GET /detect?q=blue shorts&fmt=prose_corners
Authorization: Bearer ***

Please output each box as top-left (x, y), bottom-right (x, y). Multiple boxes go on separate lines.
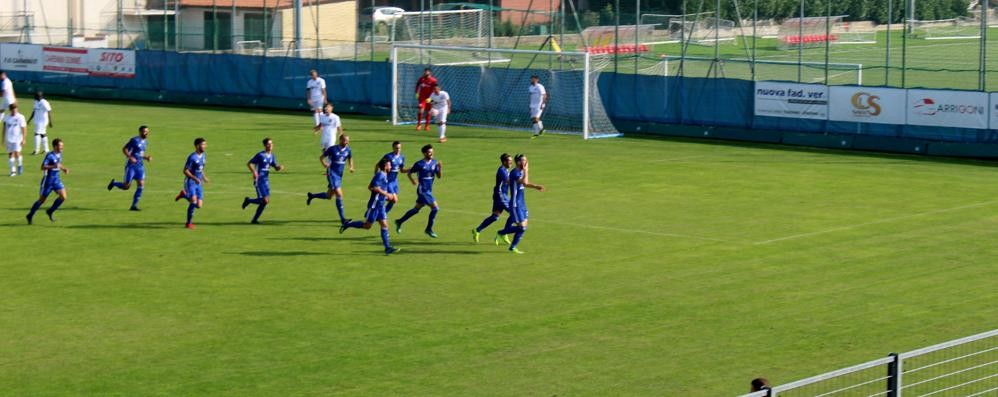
top-left (492, 196), bottom-right (510, 213)
top-left (184, 179), bottom-right (204, 201)
top-left (123, 163), bottom-right (145, 184)
top-left (39, 175), bottom-right (64, 197)
top-left (511, 205), bottom-right (528, 223)
top-left (365, 203), bottom-right (387, 223)
top-left (255, 178), bottom-right (270, 198)
top-left (386, 180), bottom-right (399, 194)
top-left (416, 191), bottom-right (435, 205)
top-left (327, 172), bottom-right (342, 189)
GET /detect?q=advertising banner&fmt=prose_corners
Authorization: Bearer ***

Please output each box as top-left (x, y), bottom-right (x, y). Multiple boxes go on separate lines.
top-left (828, 86), bottom-right (907, 125)
top-left (43, 46), bottom-right (89, 75)
top-left (0, 43), bottom-right (43, 72)
top-left (907, 89), bottom-right (988, 129)
top-left (754, 81), bottom-right (829, 120)
top-left (88, 48), bottom-right (136, 78)
top-left (989, 93), bottom-right (998, 130)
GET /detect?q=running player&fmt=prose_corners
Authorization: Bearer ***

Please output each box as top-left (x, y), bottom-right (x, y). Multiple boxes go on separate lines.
top-left (414, 68), bottom-right (437, 131)
top-left (27, 91), bottom-right (52, 155)
top-left (242, 137), bottom-right (284, 224)
top-left (306, 69), bottom-right (327, 126)
top-left (382, 141), bottom-right (407, 214)
top-left (339, 157), bottom-right (401, 255)
top-left (4, 103), bottom-right (26, 176)
top-left (496, 154), bottom-right (545, 254)
top-left (394, 144), bottom-right (442, 238)
top-left (107, 125), bottom-right (151, 211)
top-left (428, 85), bottom-right (451, 143)
top-left (313, 103), bottom-right (342, 151)
top-left (177, 138), bottom-right (208, 229)
top-left (471, 153), bottom-right (514, 243)
top-left (306, 134), bottom-right (354, 224)
top-left (0, 70), bottom-right (15, 119)
top-left (528, 75), bottom-right (548, 138)
top-left (26, 138), bottom-right (69, 224)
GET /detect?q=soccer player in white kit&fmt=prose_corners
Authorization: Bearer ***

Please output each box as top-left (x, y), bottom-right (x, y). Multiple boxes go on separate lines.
top-left (306, 69), bottom-right (327, 127)
top-left (4, 103), bottom-right (27, 176)
top-left (28, 91), bottom-right (53, 155)
top-left (428, 85), bottom-right (451, 143)
top-left (312, 103), bottom-right (342, 151)
top-left (528, 75), bottom-right (548, 139)
top-left (0, 70), bottom-right (15, 119)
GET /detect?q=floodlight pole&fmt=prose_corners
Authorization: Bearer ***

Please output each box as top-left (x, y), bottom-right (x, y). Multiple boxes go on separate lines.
top-left (293, 0), bottom-right (302, 57)
top-left (797, 0), bottom-right (803, 83)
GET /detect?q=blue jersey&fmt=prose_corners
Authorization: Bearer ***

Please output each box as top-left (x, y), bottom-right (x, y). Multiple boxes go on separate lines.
top-left (42, 151), bottom-right (62, 181)
top-left (367, 170), bottom-right (390, 208)
top-left (509, 167), bottom-right (526, 208)
top-left (410, 159), bottom-right (440, 194)
top-left (124, 136), bottom-right (147, 166)
top-left (184, 152), bottom-right (206, 182)
top-left (383, 152), bottom-right (406, 183)
top-left (323, 144), bottom-right (352, 177)
top-left (249, 151), bottom-right (278, 179)
top-left (494, 166), bottom-right (510, 202)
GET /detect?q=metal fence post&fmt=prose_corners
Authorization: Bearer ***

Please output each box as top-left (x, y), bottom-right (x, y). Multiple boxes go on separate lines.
top-left (887, 352), bottom-right (901, 397)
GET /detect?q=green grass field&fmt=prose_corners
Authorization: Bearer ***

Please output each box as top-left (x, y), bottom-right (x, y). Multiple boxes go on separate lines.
top-left (1, 98), bottom-right (996, 396)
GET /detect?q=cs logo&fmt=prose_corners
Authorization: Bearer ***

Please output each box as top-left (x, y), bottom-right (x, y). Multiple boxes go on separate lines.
top-left (851, 92), bottom-right (882, 116)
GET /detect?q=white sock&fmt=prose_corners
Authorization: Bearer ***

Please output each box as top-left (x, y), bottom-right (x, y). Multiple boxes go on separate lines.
top-left (34, 135), bottom-right (40, 152)
top-left (533, 123), bottom-right (540, 134)
top-left (16, 155), bottom-right (22, 167)
top-left (313, 112), bottom-right (320, 126)
top-left (537, 121), bottom-right (544, 131)
top-left (8, 158), bottom-right (14, 173)
top-left (42, 136), bottom-right (49, 152)
top-left (439, 124), bottom-right (446, 139)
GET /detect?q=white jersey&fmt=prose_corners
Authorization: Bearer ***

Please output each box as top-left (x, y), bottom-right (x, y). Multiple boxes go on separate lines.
top-left (306, 77), bottom-right (326, 101)
top-left (4, 113), bottom-right (26, 143)
top-left (33, 99), bottom-right (52, 126)
top-left (1, 78), bottom-right (14, 104)
top-left (429, 91), bottom-right (450, 111)
top-left (528, 83), bottom-right (546, 108)
top-left (317, 112), bottom-right (341, 144)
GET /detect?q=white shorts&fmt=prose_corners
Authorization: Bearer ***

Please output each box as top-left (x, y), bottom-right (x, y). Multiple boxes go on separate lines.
top-left (6, 141), bottom-right (22, 153)
top-left (430, 108), bottom-right (448, 124)
top-left (34, 124), bottom-right (47, 135)
top-left (310, 97), bottom-right (325, 111)
top-left (530, 107), bottom-right (544, 119)
top-left (321, 139), bottom-right (333, 150)
top-left (1, 98), bottom-right (14, 111)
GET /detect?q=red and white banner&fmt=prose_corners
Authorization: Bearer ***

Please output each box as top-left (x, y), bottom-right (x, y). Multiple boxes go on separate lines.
top-left (87, 49), bottom-right (135, 78)
top-left (907, 89), bottom-right (988, 129)
top-left (0, 43), bottom-right (43, 72)
top-left (43, 46), bottom-right (88, 75)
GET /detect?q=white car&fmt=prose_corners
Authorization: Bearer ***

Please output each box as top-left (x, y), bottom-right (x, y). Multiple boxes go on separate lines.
top-left (362, 7), bottom-right (405, 25)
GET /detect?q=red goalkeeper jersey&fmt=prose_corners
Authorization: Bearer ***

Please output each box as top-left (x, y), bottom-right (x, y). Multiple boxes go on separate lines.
top-left (416, 76), bottom-right (438, 99)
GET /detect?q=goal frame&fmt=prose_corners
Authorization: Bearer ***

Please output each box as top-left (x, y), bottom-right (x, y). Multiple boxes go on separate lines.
top-left (391, 44), bottom-right (616, 140)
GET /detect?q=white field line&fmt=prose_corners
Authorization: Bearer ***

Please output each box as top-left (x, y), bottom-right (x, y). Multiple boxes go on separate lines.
top-left (754, 199), bottom-right (998, 245)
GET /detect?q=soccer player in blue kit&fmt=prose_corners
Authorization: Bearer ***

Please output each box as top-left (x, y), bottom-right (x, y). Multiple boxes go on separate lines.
top-left (339, 157), bottom-right (401, 255)
top-left (394, 144), bottom-right (442, 238)
top-left (242, 137), bottom-right (284, 224)
top-left (382, 141), bottom-right (407, 214)
top-left (107, 125), bottom-right (151, 211)
top-left (471, 153), bottom-right (514, 243)
top-left (307, 134), bottom-right (354, 224)
top-left (177, 137), bottom-right (208, 230)
top-left (496, 154), bottom-right (545, 254)
top-left (26, 138), bottom-right (69, 224)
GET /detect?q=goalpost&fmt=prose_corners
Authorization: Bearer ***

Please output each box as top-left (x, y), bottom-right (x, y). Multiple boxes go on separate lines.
top-left (909, 17), bottom-right (981, 40)
top-left (391, 44), bottom-right (621, 139)
top-left (389, 9), bottom-right (490, 47)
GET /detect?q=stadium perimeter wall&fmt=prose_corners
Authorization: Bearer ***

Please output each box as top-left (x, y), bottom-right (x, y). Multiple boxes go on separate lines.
top-left (8, 50), bottom-right (998, 158)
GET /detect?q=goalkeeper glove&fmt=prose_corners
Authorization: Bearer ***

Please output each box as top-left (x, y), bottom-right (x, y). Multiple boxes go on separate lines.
top-left (426, 98), bottom-right (433, 104)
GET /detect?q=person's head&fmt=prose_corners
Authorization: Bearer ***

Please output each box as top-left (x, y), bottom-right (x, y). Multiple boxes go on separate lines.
top-left (262, 137), bottom-right (273, 152)
top-left (0, 70), bottom-right (6, 80)
top-left (324, 103), bottom-right (333, 114)
top-left (500, 153), bottom-right (512, 168)
top-left (530, 75), bottom-right (539, 84)
top-left (514, 153), bottom-right (527, 168)
top-left (339, 134), bottom-right (349, 146)
top-left (138, 125), bottom-right (150, 139)
top-left (750, 378), bottom-right (770, 392)
top-left (309, 69), bottom-right (318, 78)
top-left (52, 138), bottom-right (63, 153)
top-left (194, 137), bottom-right (207, 153)
top-left (392, 141), bottom-right (402, 154)
top-left (34, 91), bottom-right (44, 100)
top-left (423, 68), bottom-right (432, 77)
top-left (8, 103), bottom-right (17, 113)
top-left (376, 157), bottom-right (392, 173)
top-left (433, 85), bottom-right (442, 93)
top-left (421, 144), bottom-right (433, 160)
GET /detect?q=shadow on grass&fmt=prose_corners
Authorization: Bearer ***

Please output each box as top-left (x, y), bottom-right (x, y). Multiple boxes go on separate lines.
top-left (232, 251), bottom-right (325, 257)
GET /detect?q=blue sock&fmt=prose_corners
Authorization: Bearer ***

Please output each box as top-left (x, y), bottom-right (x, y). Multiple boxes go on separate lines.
top-left (504, 216), bottom-right (515, 229)
top-left (381, 228), bottom-right (391, 250)
top-left (312, 192), bottom-right (330, 200)
top-left (476, 214), bottom-right (499, 232)
top-left (186, 203), bottom-right (197, 224)
top-left (427, 207), bottom-right (438, 231)
top-left (345, 220), bottom-right (365, 229)
top-left (49, 198), bottom-right (64, 213)
top-left (498, 225), bottom-right (523, 236)
top-left (252, 203), bottom-right (266, 222)
top-left (386, 201), bottom-right (395, 213)
top-left (112, 181), bottom-right (127, 190)
top-left (510, 229), bottom-right (526, 249)
top-left (247, 197), bottom-right (263, 205)
top-left (335, 197), bottom-right (346, 222)
top-left (131, 186), bottom-right (143, 207)
top-left (28, 200), bottom-right (43, 217)
top-left (398, 207), bottom-right (420, 224)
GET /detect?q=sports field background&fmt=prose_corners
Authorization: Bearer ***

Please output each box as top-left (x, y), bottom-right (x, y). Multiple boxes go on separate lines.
top-left (1, 98), bottom-right (996, 395)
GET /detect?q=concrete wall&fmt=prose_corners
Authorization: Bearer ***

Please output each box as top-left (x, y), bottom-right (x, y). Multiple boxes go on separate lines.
top-left (281, 0), bottom-right (357, 47)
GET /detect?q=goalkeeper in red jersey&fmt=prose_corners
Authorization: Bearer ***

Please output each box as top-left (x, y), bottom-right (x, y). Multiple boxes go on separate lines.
top-left (414, 68), bottom-right (437, 131)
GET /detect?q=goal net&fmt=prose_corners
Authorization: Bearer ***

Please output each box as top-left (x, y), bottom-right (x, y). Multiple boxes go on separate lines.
top-left (778, 16), bottom-right (876, 48)
top-left (654, 55), bottom-right (863, 85)
top-left (388, 10), bottom-right (489, 47)
top-left (910, 17), bottom-right (981, 40)
top-left (391, 44), bottom-right (620, 139)
top-left (669, 16), bottom-right (738, 45)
